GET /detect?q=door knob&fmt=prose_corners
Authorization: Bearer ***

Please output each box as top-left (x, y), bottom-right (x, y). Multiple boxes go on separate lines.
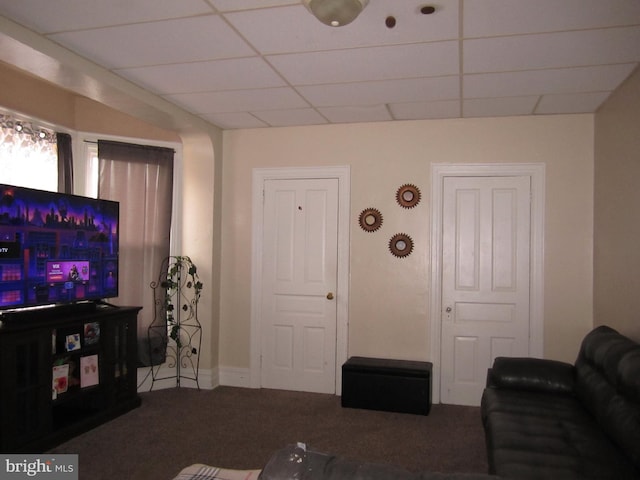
top-left (326, 292), bottom-right (334, 300)
top-left (445, 306), bottom-right (452, 313)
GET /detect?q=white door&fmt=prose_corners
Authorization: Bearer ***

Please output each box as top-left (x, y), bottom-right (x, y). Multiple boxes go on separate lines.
top-left (440, 175), bottom-right (531, 406)
top-left (260, 178), bottom-right (339, 394)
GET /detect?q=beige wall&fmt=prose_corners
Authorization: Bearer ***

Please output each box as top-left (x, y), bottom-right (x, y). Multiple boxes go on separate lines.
top-left (0, 62), bottom-right (180, 142)
top-left (221, 114), bottom-right (595, 371)
top-left (594, 66), bottom-right (640, 342)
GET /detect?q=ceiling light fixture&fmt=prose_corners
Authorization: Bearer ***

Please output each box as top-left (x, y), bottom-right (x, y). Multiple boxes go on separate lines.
top-left (303, 0), bottom-right (369, 27)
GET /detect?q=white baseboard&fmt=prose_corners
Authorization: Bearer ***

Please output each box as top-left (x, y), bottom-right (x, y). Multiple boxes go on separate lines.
top-left (218, 366), bottom-right (253, 388)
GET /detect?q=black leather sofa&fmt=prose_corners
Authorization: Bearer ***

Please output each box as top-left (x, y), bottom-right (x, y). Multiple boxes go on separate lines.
top-left (481, 325), bottom-right (640, 479)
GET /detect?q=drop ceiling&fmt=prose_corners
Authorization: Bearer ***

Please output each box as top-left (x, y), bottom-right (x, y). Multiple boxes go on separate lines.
top-left (0, 0), bottom-right (639, 129)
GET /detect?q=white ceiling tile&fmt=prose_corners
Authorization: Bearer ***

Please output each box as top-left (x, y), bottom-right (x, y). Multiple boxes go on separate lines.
top-left (390, 100), bottom-right (460, 120)
top-left (268, 42), bottom-right (459, 85)
top-left (1, 0), bottom-right (638, 128)
top-left (225, 5), bottom-right (328, 54)
top-left (166, 87), bottom-right (308, 114)
top-left (464, 0), bottom-right (640, 37)
top-left (252, 109), bottom-right (328, 127)
top-left (317, 105), bottom-right (392, 123)
top-left (465, 64), bottom-right (638, 98)
top-left (116, 58), bottom-right (286, 95)
top-left (298, 77), bottom-right (460, 107)
top-left (463, 96), bottom-right (539, 117)
top-left (536, 92), bottom-right (611, 114)
top-left (465, 27), bottom-right (640, 74)
top-left (0, 0), bottom-right (213, 33)
top-left (201, 112), bottom-right (268, 129)
top-left (47, 15), bottom-right (255, 69)
top-left (209, 0), bottom-right (299, 12)
top-left (225, 0), bottom-right (459, 54)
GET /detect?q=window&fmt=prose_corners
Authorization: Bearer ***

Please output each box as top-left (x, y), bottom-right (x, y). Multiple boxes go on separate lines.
top-left (84, 142), bottom-right (99, 198)
top-left (0, 114), bottom-right (57, 191)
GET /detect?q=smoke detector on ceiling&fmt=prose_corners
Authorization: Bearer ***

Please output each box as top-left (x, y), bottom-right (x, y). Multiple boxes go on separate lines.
top-left (303, 0), bottom-right (370, 27)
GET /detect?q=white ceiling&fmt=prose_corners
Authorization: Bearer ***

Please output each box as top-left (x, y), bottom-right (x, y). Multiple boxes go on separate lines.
top-left (0, 0), bottom-right (639, 129)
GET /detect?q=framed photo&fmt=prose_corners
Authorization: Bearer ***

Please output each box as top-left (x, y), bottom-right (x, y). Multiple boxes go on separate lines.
top-left (52, 364), bottom-right (69, 397)
top-left (84, 322), bottom-right (100, 346)
top-left (66, 333), bottom-right (81, 352)
top-left (80, 355), bottom-right (99, 388)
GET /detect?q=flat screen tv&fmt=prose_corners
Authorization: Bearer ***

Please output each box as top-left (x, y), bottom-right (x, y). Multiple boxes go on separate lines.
top-left (0, 183), bottom-right (119, 312)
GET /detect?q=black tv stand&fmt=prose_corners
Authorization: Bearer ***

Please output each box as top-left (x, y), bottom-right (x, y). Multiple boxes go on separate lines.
top-left (0, 304), bottom-right (141, 452)
top-left (95, 299), bottom-right (120, 309)
top-left (53, 301), bottom-right (99, 316)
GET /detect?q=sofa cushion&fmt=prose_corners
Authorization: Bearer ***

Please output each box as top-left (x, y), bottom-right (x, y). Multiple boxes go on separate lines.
top-left (575, 326), bottom-right (640, 471)
top-left (579, 326), bottom-right (638, 391)
top-left (619, 349), bottom-right (640, 403)
top-left (482, 388), bottom-right (584, 422)
top-left (482, 388), bottom-right (639, 479)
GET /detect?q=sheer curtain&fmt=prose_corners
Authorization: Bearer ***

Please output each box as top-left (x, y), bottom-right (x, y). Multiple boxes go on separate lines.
top-left (98, 140), bottom-right (174, 366)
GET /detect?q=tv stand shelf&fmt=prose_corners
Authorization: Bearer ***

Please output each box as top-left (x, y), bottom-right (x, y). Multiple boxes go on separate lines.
top-left (0, 304), bottom-right (141, 453)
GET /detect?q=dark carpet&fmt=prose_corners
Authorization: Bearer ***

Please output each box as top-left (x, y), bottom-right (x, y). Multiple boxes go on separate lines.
top-left (49, 386), bottom-right (488, 479)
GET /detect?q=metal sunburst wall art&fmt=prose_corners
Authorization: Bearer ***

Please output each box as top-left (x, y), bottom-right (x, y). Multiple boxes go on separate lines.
top-left (396, 184), bottom-right (421, 209)
top-left (359, 207), bottom-right (383, 232)
top-left (389, 233), bottom-right (414, 258)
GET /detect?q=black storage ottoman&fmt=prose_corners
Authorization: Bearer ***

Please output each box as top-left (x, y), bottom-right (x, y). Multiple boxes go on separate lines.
top-left (341, 356), bottom-right (432, 415)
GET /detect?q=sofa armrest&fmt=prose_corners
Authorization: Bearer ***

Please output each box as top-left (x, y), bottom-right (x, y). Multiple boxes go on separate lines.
top-left (259, 443), bottom-right (499, 480)
top-left (487, 357), bottom-right (575, 394)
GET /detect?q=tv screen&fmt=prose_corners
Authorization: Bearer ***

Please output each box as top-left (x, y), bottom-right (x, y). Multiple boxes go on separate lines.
top-left (0, 184), bottom-right (119, 311)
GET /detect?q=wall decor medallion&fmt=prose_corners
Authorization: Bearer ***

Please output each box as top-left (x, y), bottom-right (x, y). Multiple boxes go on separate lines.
top-left (389, 233), bottom-right (414, 258)
top-left (359, 207), bottom-right (383, 232)
top-left (396, 184), bottom-right (421, 209)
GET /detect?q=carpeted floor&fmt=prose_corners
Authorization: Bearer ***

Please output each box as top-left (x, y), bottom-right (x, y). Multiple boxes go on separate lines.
top-left (49, 386), bottom-right (488, 480)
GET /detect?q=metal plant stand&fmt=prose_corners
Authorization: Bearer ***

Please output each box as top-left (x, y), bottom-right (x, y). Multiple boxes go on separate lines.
top-left (148, 256), bottom-right (202, 390)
